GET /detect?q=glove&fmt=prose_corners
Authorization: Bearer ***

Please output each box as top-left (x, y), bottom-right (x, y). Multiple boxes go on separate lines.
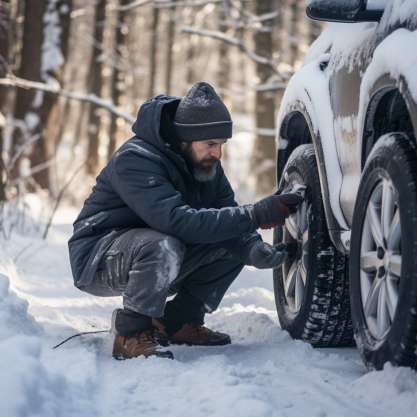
top-left (252, 192), bottom-right (303, 229)
top-left (277, 193), bottom-right (304, 214)
top-left (281, 240), bottom-right (299, 260)
top-left (246, 241), bottom-right (288, 269)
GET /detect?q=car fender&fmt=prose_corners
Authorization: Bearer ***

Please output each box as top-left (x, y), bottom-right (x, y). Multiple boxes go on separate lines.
top-left (357, 28), bottom-right (417, 169)
top-left (276, 56), bottom-right (349, 244)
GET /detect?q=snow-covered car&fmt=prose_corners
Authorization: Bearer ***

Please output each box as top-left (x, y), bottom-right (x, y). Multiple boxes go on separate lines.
top-left (273, 0), bottom-right (417, 370)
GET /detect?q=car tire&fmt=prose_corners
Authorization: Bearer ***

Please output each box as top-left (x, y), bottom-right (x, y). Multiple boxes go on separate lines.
top-left (273, 144), bottom-right (353, 347)
top-left (350, 133), bottom-right (417, 370)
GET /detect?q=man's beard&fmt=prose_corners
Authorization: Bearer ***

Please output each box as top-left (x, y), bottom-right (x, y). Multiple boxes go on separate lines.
top-left (181, 143), bottom-right (219, 182)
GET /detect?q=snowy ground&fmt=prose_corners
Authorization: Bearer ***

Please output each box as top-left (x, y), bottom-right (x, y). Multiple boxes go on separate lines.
top-left (1, 202), bottom-right (417, 417)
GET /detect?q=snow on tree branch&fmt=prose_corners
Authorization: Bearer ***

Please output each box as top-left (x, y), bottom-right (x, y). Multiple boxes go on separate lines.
top-left (116, 0), bottom-right (153, 12)
top-left (116, 0), bottom-right (222, 12)
top-left (153, 0), bottom-right (222, 8)
top-left (0, 75), bottom-right (135, 123)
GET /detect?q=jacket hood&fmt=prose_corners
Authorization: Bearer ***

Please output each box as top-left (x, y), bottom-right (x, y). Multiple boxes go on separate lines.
top-left (132, 94), bottom-right (181, 150)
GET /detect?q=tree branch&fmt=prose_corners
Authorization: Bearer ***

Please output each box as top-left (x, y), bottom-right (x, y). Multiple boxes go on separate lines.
top-left (180, 26), bottom-right (283, 78)
top-left (42, 160), bottom-right (87, 239)
top-left (116, 0), bottom-right (153, 12)
top-left (0, 74), bottom-right (135, 123)
top-left (116, 0), bottom-right (222, 11)
top-left (154, 0), bottom-right (222, 8)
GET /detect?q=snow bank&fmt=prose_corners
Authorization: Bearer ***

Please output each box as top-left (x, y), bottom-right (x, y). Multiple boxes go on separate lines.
top-left (2, 195), bottom-right (417, 417)
top-left (0, 271), bottom-right (64, 417)
top-left (0, 260), bottom-right (100, 417)
top-left (350, 363), bottom-right (417, 414)
top-left (0, 271), bottom-right (40, 339)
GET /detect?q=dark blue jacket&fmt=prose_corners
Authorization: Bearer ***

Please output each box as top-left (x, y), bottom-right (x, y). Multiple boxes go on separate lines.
top-left (68, 95), bottom-right (259, 290)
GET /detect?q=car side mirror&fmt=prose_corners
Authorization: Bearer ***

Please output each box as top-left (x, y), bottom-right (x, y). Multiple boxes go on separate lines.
top-left (306, 0), bottom-right (384, 23)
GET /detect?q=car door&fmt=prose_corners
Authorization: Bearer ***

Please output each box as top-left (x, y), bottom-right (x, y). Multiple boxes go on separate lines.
top-left (329, 1), bottom-right (388, 225)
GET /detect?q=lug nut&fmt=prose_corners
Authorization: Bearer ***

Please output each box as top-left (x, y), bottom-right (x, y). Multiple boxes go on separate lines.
top-left (377, 266), bottom-right (386, 278)
top-left (377, 247), bottom-right (385, 260)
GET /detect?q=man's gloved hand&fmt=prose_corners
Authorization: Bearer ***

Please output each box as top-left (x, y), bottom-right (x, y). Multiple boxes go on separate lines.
top-left (281, 240), bottom-right (299, 260)
top-left (246, 241), bottom-right (288, 269)
top-left (252, 192), bottom-right (303, 229)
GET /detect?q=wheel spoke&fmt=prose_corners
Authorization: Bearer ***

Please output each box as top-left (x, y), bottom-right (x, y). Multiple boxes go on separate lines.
top-left (284, 261), bottom-right (298, 298)
top-left (364, 278), bottom-right (382, 318)
top-left (388, 254), bottom-right (402, 278)
top-left (387, 209), bottom-right (401, 250)
top-left (299, 262), bottom-right (307, 285)
top-left (376, 280), bottom-right (390, 337)
top-left (381, 180), bottom-right (395, 241)
top-left (385, 276), bottom-right (399, 321)
top-left (367, 202), bottom-right (384, 248)
top-left (298, 202), bottom-right (308, 234)
top-left (285, 215), bottom-right (299, 240)
top-left (294, 266), bottom-right (305, 311)
top-left (360, 251), bottom-right (379, 274)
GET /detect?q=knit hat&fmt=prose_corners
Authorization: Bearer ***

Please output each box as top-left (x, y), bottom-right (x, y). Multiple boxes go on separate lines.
top-left (173, 82), bottom-right (232, 142)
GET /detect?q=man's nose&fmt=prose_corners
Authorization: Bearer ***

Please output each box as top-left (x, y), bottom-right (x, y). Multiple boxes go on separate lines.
top-left (211, 146), bottom-right (222, 160)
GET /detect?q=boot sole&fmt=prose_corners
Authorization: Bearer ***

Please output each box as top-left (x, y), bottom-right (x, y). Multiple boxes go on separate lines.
top-left (112, 350), bottom-right (174, 360)
top-left (169, 338), bottom-right (231, 347)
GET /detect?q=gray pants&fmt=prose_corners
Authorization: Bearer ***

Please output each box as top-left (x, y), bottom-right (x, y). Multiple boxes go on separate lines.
top-left (87, 228), bottom-right (244, 317)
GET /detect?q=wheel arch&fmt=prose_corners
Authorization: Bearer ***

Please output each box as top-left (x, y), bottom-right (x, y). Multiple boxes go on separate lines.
top-left (360, 75), bottom-right (417, 169)
top-left (276, 102), bottom-right (347, 252)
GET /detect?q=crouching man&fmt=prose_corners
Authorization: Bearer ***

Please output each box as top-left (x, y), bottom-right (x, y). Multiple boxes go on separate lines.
top-left (68, 82), bottom-right (302, 360)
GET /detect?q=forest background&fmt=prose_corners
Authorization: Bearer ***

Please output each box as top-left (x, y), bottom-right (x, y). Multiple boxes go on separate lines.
top-left (0, 0), bottom-right (322, 237)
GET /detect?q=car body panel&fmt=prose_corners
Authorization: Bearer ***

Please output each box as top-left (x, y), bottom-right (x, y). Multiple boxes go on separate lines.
top-left (276, 56), bottom-right (349, 237)
top-left (276, 1), bottom-right (417, 249)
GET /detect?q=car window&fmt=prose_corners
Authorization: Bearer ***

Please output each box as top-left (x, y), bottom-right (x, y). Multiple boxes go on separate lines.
top-left (366, 0), bottom-right (388, 10)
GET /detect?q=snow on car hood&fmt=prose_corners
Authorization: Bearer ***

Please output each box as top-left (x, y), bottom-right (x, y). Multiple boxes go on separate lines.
top-left (304, 22), bottom-right (377, 71)
top-left (380, 0), bottom-right (417, 26)
top-left (360, 28), bottom-right (417, 103)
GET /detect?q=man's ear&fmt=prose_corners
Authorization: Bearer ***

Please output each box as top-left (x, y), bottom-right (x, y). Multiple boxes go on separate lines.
top-left (180, 141), bottom-right (189, 152)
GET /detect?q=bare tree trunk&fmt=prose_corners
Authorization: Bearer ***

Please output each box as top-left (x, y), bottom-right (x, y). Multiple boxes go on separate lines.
top-left (11, 0), bottom-right (71, 191)
top-left (86, 0), bottom-right (106, 175)
top-left (45, 0), bottom-right (72, 151)
top-left (185, 9), bottom-right (196, 87)
top-left (273, 0), bottom-right (285, 108)
top-left (164, 4), bottom-right (176, 94)
top-left (231, 0), bottom-right (247, 114)
top-left (288, 0), bottom-right (299, 69)
top-left (216, 1), bottom-right (230, 101)
top-left (41, 0), bottom-right (72, 194)
top-left (0, 1), bottom-right (9, 201)
top-left (72, 100), bottom-right (87, 158)
top-left (309, 17), bottom-right (322, 45)
top-left (11, 0), bottom-right (46, 187)
top-left (251, 0), bottom-right (277, 196)
top-left (147, 6), bottom-right (159, 98)
top-left (216, 1), bottom-right (231, 162)
top-left (108, 0), bottom-right (128, 160)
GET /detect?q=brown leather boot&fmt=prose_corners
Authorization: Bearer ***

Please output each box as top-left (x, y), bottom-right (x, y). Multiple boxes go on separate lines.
top-left (112, 329), bottom-right (174, 360)
top-left (153, 319), bottom-right (231, 346)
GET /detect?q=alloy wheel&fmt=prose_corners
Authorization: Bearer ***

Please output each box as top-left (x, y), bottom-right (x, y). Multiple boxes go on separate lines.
top-left (360, 178), bottom-right (401, 341)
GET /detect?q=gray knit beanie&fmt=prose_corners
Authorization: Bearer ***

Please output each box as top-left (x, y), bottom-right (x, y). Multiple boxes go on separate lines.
top-left (173, 82), bottom-right (232, 142)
